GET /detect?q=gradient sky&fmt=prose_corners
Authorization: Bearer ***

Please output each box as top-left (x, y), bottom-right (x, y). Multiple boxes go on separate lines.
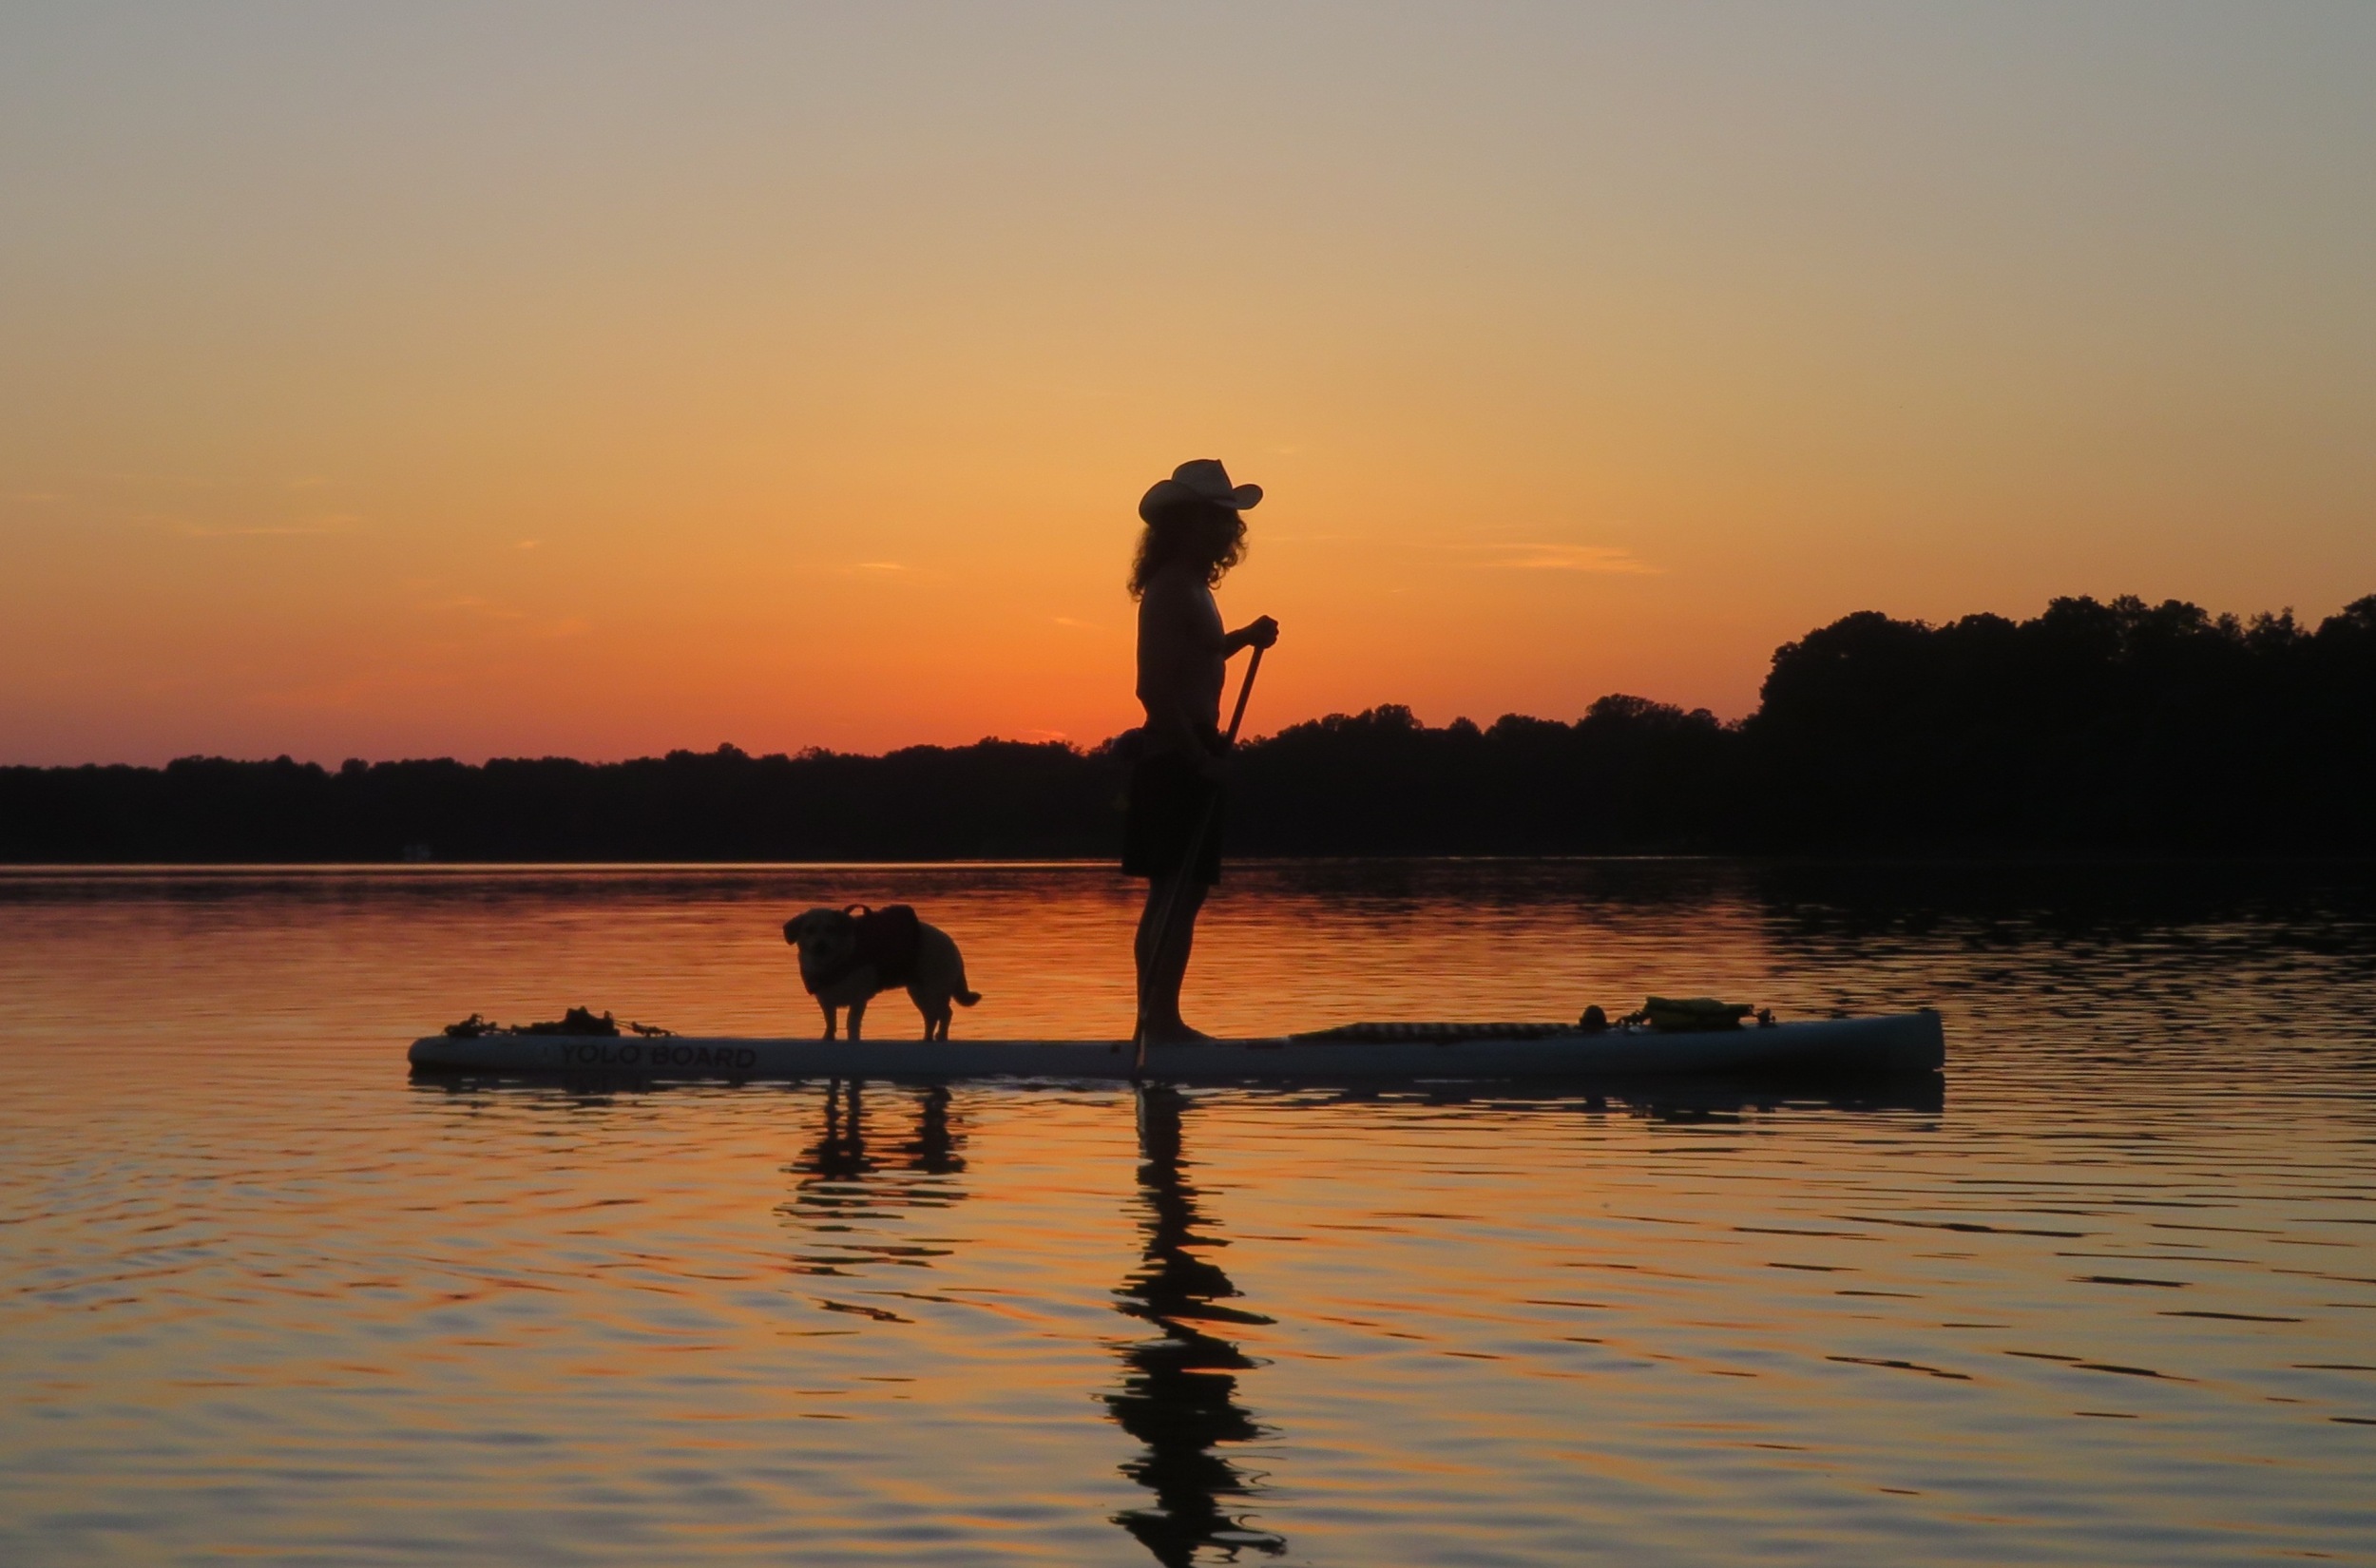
top-left (4, 2), bottom-right (2371, 765)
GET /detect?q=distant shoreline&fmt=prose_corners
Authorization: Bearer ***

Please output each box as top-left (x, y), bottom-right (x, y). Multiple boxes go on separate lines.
top-left (3, 853), bottom-right (2370, 870)
top-left (8, 594), bottom-right (2370, 860)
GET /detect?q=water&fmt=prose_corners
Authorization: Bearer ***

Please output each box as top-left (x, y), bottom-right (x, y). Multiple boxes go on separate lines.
top-left (2, 860), bottom-right (2372, 1565)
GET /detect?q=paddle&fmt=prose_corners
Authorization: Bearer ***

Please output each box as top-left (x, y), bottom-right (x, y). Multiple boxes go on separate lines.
top-left (1129, 642), bottom-right (1264, 1080)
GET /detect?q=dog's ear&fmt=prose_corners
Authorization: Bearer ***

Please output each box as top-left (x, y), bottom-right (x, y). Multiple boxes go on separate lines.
top-left (782, 915), bottom-right (804, 944)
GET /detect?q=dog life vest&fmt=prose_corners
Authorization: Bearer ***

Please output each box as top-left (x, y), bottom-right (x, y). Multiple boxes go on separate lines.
top-left (801, 904), bottom-right (923, 995)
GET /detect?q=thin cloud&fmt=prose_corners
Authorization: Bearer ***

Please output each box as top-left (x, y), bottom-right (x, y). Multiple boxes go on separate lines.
top-left (173, 513), bottom-right (363, 539)
top-left (423, 595), bottom-right (527, 621)
top-left (1408, 531), bottom-right (1659, 575)
top-left (784, 558), bottom-right (940, 581)
top-left (83, 468), bottom-right (216, 489)
top-left (1474, 543), bottom-right (1658, 574)
top-left (830, 559), bottom-right (946, 583)
top-left (249, 667), bottom-right (460, 710)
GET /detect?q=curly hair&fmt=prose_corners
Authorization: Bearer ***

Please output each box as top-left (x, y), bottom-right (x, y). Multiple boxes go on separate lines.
top-left (1128, 499), bottom-right (1249, 600)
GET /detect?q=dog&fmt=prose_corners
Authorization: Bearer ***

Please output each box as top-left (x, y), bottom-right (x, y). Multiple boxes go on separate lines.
top-left (782, 904), bottom-right (980, 1041)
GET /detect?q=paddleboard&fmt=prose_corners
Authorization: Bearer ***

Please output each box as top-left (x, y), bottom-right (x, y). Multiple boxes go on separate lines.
top-left (407, 1010), bottom-right (1944, 1083)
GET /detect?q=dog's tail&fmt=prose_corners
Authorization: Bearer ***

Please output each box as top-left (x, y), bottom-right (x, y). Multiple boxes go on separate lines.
top-left (954, 986), bottom-right (981, 1008)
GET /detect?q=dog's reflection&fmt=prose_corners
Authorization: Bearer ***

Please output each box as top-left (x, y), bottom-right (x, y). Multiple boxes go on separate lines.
top-left (1106, 1085), bottom-right (1287, 1565)
top-left (780, 1080), bottom-right (968, 1276)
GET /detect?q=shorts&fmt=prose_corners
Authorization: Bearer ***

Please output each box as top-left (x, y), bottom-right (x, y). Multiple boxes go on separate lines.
top-left (1121, 754), bottom-right (1224, 886)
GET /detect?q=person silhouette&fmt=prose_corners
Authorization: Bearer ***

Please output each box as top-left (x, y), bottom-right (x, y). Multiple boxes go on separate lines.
top-left (1124, 460), bottom-right (1278, 1045)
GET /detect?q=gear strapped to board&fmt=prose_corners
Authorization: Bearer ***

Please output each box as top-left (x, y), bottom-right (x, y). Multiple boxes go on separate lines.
top-left (800, 904), bottom-right (923, 995)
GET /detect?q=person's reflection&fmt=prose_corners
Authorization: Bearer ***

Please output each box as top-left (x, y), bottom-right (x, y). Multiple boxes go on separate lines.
top-left (1106, 1085), bottom-right (1286, 1564)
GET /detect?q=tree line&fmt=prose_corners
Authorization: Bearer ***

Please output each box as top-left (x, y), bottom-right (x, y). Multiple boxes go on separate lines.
top-left (6, 593), bottom-right (2370, 861)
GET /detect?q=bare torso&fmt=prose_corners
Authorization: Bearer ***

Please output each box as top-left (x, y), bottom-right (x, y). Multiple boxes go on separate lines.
top-left (1135, 561), bottom-right (1226, 758)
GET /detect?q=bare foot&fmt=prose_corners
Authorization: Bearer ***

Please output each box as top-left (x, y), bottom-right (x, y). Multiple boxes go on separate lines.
top-left (1139, 1021), bottom-right (1216, 1046)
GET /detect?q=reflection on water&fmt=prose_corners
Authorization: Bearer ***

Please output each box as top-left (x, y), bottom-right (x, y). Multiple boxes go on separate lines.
top-left (1107, 1087), bottom-right (1285, 1565)
top-left (3, 860), bottom-right (2375, 1566)
top-left (774, 1077), bottom-right (1291, 1564)
top-left (782, 1080), bottom-right (968, 1280)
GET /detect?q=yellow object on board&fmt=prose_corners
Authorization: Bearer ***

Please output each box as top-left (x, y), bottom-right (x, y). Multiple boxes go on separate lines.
top-left (1643, 996), bottom-right (1756, 1032)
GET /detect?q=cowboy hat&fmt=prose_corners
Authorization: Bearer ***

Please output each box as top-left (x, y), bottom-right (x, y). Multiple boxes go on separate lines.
top-left (1139, 458), bottom-right (1262, 524)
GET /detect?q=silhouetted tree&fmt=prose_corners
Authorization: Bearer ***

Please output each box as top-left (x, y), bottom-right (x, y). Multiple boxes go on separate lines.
top-left (1744, 594), bottom-right (2376, 850)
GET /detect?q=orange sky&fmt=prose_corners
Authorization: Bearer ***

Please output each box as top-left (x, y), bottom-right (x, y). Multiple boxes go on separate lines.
top-left (4, 5), bottom-right (2372, 764)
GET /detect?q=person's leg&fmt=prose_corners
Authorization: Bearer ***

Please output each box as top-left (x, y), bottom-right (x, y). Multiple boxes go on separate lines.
top-left (1133, 876), bottom-right (1168, 1025)
top-left (1136, 873), bottom-right (1210, 1042)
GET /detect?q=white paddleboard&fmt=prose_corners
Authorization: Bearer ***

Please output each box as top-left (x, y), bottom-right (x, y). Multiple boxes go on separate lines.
top-left (408, 1010), bottom-right (1945, 1083)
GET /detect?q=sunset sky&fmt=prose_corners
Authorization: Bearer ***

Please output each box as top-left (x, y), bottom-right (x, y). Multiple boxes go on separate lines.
top-left (4, 3), bottom-right (2371, 765)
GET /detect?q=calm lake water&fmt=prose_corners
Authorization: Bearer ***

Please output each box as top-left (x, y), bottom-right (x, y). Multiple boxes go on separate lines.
top-left (3, 859), bottom-right (2373, 1566)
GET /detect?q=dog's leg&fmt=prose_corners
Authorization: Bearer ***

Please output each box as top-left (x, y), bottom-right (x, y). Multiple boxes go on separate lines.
top-left (821, 1004), bottom-right (837, 1041)
top-left (846, 996), bottom-right (868, 1042)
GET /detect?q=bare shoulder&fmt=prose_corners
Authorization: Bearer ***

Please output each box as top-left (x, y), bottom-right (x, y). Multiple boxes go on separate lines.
top-left (1138, 565), bottom-right (1207, 624)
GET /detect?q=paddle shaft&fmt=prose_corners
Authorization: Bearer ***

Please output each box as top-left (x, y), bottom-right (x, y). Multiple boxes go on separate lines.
top-left (1130, 642), bottom-right (1264, 1078)
top-left (1222, 642), bottom-right (1263, 750)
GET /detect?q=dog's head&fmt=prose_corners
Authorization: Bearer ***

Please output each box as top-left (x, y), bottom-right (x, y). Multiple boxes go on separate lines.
top-left (782, 908), bottom-right (858, 966)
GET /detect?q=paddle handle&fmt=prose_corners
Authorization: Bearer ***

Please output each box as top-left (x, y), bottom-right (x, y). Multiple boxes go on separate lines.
top-left (1223, 642), bottom-right (1264, 748)
top-left (1131, 641), bottom-right (1266, 1079)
